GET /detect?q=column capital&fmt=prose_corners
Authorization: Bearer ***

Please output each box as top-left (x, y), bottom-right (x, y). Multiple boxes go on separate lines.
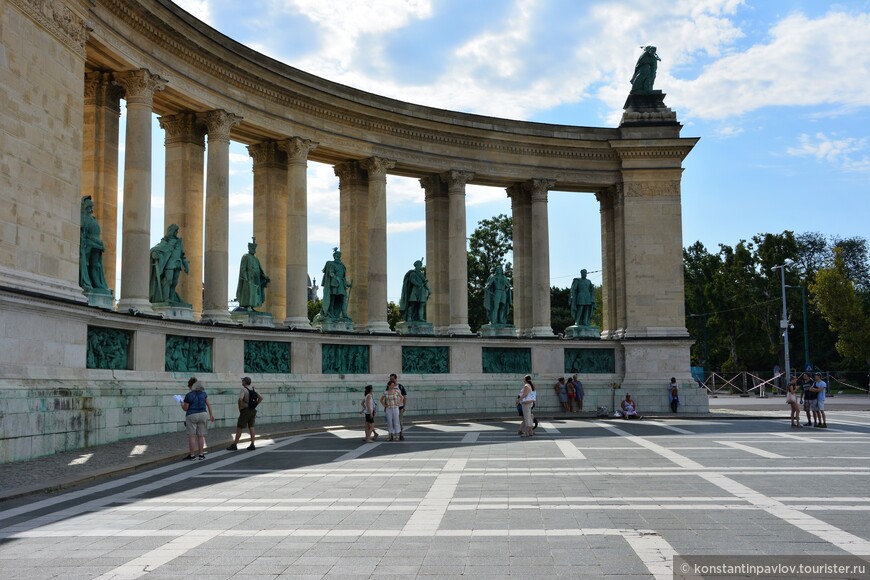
top-left (158, 112), bottom-right (206, 146)
top-left (360, 156), bottom-right (396, 180)
top-left (420, 174), bottom-right (448, 200)
top-left (247, 141), bottom-right (288, 168)
top-left (595, 183), bottom-right (622, 208)
top-left (198, 110), bottom-right (243, 143)
top-left (527, 178), bottom-right (556, 202)
top-left (83, 72), bottom-right (123, 113)
top-left (278, 137), bottom-right (318, 163)
top-left (333, 160), bottom-right (366, 185)
top-left (115, 69), bottom-right (167, 105)
top-left (441, 170), bottom-right (474, 192)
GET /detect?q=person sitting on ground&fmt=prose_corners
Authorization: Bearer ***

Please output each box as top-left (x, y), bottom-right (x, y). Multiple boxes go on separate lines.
top-left (621, 394), bottom-right (642, 420)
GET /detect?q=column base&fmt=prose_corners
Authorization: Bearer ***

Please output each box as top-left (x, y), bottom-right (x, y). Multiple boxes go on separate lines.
top-left (201, 309), bottom-right (232, 324)
top-left (283, 316), bottom-right (313, 331)
top-left (447, 324), bottom-right (472, 336)
top-left (529, 326), bottom-right (554, 337)
top-left (395, 321), bottom-right (433, 336)
top-left (117, 298), bottom-right (154, 315)
top-left (366, 320), bottom-right (394, 334)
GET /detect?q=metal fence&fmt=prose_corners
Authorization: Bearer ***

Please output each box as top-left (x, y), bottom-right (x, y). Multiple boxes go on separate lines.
top-left (698, 371), bottom-right (870, 396)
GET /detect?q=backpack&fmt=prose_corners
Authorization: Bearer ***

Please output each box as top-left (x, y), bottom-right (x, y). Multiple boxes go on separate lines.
top-left (245, 386), bottom-right (260, 410)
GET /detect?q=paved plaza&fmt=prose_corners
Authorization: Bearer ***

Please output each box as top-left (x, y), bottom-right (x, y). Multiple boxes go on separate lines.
top-left (2, 409), bottom-right (870, 579)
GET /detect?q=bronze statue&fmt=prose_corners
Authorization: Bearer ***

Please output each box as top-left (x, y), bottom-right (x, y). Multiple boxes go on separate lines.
top-left (149, 224), bottom-right (190, 305)
top-left (79, 196), bottom-right (110, 292)
top-left (399, 259), bottom-right (430, 322)
top-left (319, 247), bottom-right (351, 320)
top-left (630, 45), bottom-right (660, 93)
top-left (484, 265), bottom-right (512, 325)
top-left (235, 237), bottom-right (269, 310)
top-left (570, 269), bottom-right (595, 327)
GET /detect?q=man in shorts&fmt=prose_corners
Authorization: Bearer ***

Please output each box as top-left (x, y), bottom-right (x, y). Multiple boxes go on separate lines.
top-left (227, 377), bottom-right (264, 450)
top-left (810, 372), bottom-right (828, 428)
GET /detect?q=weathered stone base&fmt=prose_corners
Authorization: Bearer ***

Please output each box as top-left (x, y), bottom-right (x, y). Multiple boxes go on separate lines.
top-left (565, 325), bottom-right (600, 339)
top-left (86, 289), bottom-right (114, 310)
top-left (318, 319), bottom-right (354, 333)
top-left (480, 323), bottom-right (516, 337)
top-left (231, 310), bottom-right (274, 328)
top-left (396, 321), bottom-right (434, 336)
top-left (152, 303), bottom-right (194, 321)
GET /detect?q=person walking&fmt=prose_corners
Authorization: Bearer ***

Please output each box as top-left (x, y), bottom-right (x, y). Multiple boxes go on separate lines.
top-left (380, 380), bottom-right (404, 441)
top-left (227, 377), bottom-right (264, 450)
top-left (786, 376), bottom-right (801, 428)
top-left (180, 378), bottom-right (214, 460)
top-left (389, 373), bottom-right (408, 440)
top-left (518, 375), bottom-right (536, 437)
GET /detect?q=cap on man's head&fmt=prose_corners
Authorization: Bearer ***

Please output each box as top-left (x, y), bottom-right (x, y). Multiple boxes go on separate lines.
top-left (814, 372), bottom-right (822, 377)
top-left (241, 377), bottom-right (252, 385)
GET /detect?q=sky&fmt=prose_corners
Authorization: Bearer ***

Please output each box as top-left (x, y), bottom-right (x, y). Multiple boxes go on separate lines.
top-left (129, 0), bottom-right (870, 306)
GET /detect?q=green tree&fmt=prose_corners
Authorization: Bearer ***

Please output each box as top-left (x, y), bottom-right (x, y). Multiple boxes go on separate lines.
top-left (467, 214), bottom-right (513, 331)
top-left (307, 299), bottom-right (321, 322)
top-left (810, 247), bottom-right (870, 367)
top-left (387, 301), bottom-right (401, 331)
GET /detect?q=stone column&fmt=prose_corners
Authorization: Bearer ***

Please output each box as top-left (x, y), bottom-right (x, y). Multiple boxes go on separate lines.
top-left (360, 157), bottom-right (396, 333)
top-left (613, 186), bottom-right (627, 338)
top-left (199, 110), bottom-right (242, 323)
top-left (248, 141), bottom-right (288, 322)
top-left (334, 161), bottom-right (368, 326)
top-left (596, 186), bottom-right (618, 339)
top-left (507, 183), bottom-right (531, 336)
top-left (421, 175), bottom-right (449, 333)
top-left (159, 112), bottom-right (205, 317)
top-left (279, 137), bottom-right (318, 329)
top-left (82, 71), bottom-right (123, 292)
top-left (115, 69), bottom-right (166, 313)
top-left (528, 179), bottom-right (556, 337)
top-left (443, 170), bottom-right (474, 335)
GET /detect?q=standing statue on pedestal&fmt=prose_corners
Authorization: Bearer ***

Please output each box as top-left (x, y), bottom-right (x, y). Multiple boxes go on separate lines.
top-left (149, 224), bottom-right (190, 305)
top-left (399, 259), bottom-right (430, 322)
top-left (484, 265), bottom-right (512, 325)
top-left (570, 269), bottom-right (595, 327)
top-left (235, 237), bottom-right (269, 310)
top-left (319, 247), bottom-right (351, 320)
top-left (630, 45), bottom-right (660, 93)
top-left (79, 196), bottom-right (110, 293)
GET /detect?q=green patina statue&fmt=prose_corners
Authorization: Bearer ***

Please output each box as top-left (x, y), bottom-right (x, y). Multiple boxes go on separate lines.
top-left (79, 196), bottom-right (110, 293)
top-left (235, 237), bottom-right (269, 310)
top-left (484, 264), bottom-right (512, 325)
top-left (570, 269), bottom-right (595, 327)
top-left (630, 45), bottom-right (660, 93)
top-left (319, 247), bottom-right (351, 320)
top-left (149, 224), bottom-right (190, 305)
top-left (399, 259), bottom-right (430, 322)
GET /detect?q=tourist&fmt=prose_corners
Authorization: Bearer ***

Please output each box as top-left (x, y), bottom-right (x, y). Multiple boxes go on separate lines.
top-left (554, 377), bottom-right (570, 412)
top-left (668, 377), bottom-right (680, 413)
top-left (380, 380), bottom-right (404, 441)
top-left (810, 372), bottom-right (828, 428)
top-left (785, 376), bottom-right (801, 428)
top-left (389, 373), bottom-right (408, 440)
top-left (799, 372), bottom-right (817, 427)
top-left (227, 377), bottom-right (264, 450)
top-left (361, 385), bottom-right (379, 442)
top-left (621, 394), bottom-right (642, 420)
top-left (518, 375), bottom-right (536, 437)
top-left (566, 377), bottom-right (578, 412)
top-left (180, 379), bottom-right (214, 460)
top-left (573, 374), bottom-right (585, 412)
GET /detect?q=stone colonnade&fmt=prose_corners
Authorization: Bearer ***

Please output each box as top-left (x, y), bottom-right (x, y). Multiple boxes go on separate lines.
top-left (83, 69), bottom-right (633, 337)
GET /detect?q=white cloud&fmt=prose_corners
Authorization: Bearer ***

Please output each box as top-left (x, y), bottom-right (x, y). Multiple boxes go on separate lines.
top-left (387, 220), bottom-right (425, 234)
top-left (466, 184), bottom-right (506, 207)
top-left (229, 186), bottom-right (253, 208)
top-left (308, 223), bottom-right (340, 245)
top-left (714, 126), bottom-right (744, 138)
top-left (173, 0), bottom-right (214, 25)
top-left (787, 132), bottom-right (870, 172)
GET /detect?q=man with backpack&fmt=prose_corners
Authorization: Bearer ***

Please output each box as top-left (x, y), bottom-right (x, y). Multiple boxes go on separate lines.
top-left (227, 377), bottom-right (264, 450)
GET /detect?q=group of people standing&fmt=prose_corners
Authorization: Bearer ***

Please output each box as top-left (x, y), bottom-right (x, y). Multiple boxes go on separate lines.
top-left (361, 374), bottom-right (408, 442)
top-left (786, 372), bottom-right (828, 428)
top-left (553, 375), bottom-right (585, 412)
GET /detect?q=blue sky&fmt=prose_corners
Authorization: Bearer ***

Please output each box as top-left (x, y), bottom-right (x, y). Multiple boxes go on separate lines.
top-left (133, 0), bottom-right (870, 305)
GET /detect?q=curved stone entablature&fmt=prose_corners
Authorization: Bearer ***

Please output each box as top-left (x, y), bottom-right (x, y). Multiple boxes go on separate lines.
top-left (82, 0), bottom-right (692, 190)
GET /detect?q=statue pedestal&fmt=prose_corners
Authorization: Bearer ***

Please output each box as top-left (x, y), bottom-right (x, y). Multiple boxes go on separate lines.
top-left (231, 310), bottom-right (274, 328)
top-left (621, 90), bottom-right (677, 125)
top-left (396, 321), bottom-right (434, 336)
top-left (565, 325), bottom-right (601, 339)
top-left (480, 323), bottom-right (516, 338)
top-left (318, 318), bottom-right (354, 333)
top-left (86, 288), bottom-right (114, 310)
top-left (152, 303), bottom-right (194, 321)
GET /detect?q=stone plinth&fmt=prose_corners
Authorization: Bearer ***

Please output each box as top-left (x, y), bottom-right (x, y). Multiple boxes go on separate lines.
top-left (231, 310), bottom-right (274, 328)
top-left (152, 303), bottom-right (194, 321)
top-left (317, 318), bottom-right (354, 333)
top-left (396, 321), bottom-right (434, 336)
top-left (480, 323), bottom-right (516, 338)
top-left (620, 90), bottom-right (677, 125)
top-left (565, 325), bottom-right (600, 339)
top-left (86, 289), bottom-right (114, 310)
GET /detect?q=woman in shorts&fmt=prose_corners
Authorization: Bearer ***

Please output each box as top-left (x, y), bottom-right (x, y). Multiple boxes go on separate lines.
top-left (361, 385), bottom-right (379, 442)
top-left (181, 379), bottom-right (214, 460)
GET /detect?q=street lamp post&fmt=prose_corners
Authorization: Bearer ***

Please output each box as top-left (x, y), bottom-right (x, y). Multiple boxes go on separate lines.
top-left (773, 264), bottom-right (790, 394)
top-left (786, 283), bottom-right (810, 371)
